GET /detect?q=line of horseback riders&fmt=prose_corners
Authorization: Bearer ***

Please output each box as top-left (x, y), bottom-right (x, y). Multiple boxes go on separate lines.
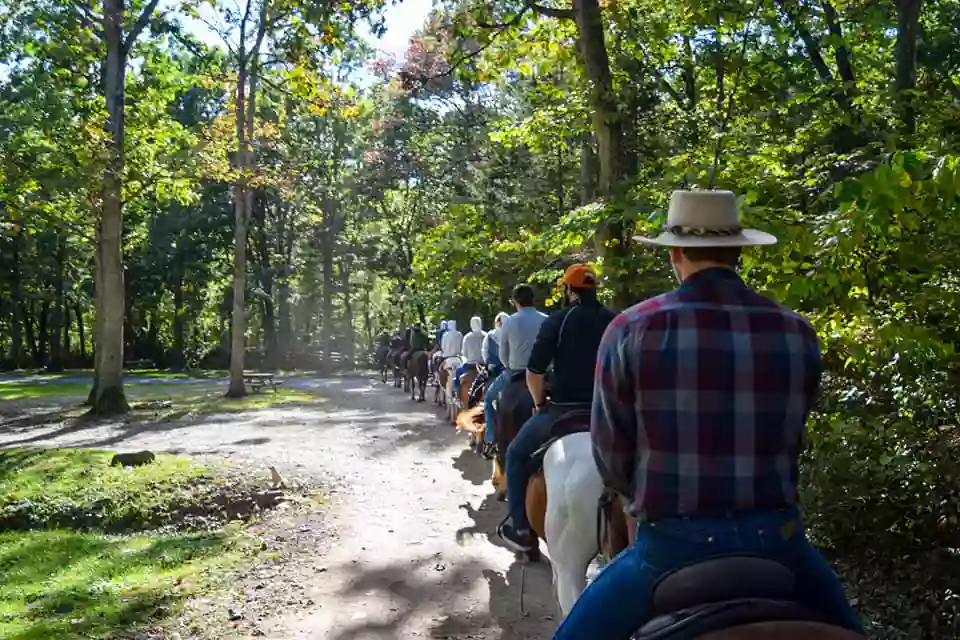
top-left (371, 191), bottom-right (866, 640)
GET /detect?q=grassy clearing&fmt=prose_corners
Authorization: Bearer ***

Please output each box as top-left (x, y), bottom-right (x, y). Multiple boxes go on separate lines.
top-left (0, 377), bottom-right (320, 416)
top-left (0, 381), bottom-right (92, 401)
top-left (0, 449), bottom-right (209, 531)
top-left (0, 448), bottom-right (268, 639)
top-left (129, 385), bottom-right (322, 418)
top-left (0, 529), bottom-right (243, 640)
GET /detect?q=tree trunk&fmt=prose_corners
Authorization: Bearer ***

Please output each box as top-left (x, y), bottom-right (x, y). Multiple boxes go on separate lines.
top-left (227, 60), bottom-right (251, 397)
top-left (10, 231), bottom-right (23, 368)
top-left (76, 303), bottom-right (86, 359)
top-left (894, 0), bottom-right (922, 137)
top-left (362, 274), bottom-right (373, 356)
top-left (276, 202), bottom-right (293, 366)
top-left (321, 224), bottom-right (335, 363)
top-left (253, 191), bottom-right (278, 370)
top-left (339, 256), bottom-right (355, 367)
top-left (172, 273), bottom-right (186, 368)
top-left (23, 302), bottom-right (37, 365)
top-left (228, 3), bottom-right (267, 394)
top-left (572, 0), bottom-right (629, 306)
top-left (92, 0), bottom-right (129, 414)
top-left (63, 297), bottom-right (71, 362)
top-left (579, 134), bottom-right (597, 204)
top-left (48, 234), bottom-right (65, 372)
top-left (37, 301), bottom-right (50, 368)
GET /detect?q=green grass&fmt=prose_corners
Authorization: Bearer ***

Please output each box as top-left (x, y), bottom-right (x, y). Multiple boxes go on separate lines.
top-left (0, 529), bottom-right (242, 640)
top-left (0, 378), bottom-right (319, 413)
top-left (0, 449), bottom-right (211, 531)
top-left (0, 449), bottom-right (256, 639)
top-left (0, 381), bottom-right (92, 401)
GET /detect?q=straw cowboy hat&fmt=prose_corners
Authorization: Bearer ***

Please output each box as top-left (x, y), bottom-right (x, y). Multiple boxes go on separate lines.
top-left (634, 190), bottom-right (777, 247)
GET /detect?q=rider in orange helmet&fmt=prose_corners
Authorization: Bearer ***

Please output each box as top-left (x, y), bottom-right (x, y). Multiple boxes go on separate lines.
top-left (498, 264), bottom-right (616, 551)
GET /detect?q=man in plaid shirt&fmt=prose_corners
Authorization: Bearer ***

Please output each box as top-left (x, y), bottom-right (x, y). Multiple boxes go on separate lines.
top-left (554, 190), bottom-right (863, 638)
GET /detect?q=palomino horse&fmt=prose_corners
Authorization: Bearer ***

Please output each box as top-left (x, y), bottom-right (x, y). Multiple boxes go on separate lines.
top-left (435, 366), bottom-right (448, 406)
top-left (453, 369), bottom-right (490, 455)
top-left (406, 350), bottom-right (429, 402)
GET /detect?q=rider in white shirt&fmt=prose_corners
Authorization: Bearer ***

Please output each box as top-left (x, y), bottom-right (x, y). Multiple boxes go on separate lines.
top-left (439, 320), bottom-right (464, 397)
top-left (461, 316), bottom-right (485, 363)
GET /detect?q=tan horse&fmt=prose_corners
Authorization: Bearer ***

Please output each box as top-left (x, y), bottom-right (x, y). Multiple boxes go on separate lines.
top-left (435, 366), bottom-right (450, 407)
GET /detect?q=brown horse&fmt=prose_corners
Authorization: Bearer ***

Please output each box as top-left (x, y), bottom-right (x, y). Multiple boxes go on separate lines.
top-left (490, 373), bottom-right (534, 501)
top-left (406, 350), bottom-right (429, 402)
top-left (457, 364), bottom-right (481, 410)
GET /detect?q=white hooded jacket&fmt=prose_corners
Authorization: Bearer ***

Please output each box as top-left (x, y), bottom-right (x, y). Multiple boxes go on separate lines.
top-left (461, 316), bottom-right (486, 363)
top-left (440, 320), bottom-right (463, 360)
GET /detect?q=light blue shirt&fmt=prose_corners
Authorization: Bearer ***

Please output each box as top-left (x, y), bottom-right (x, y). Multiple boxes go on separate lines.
top-left (499, 306), bottom-right (547, 371)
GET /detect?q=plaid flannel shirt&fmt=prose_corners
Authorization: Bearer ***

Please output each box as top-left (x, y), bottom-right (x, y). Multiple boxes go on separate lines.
top-left (591, 268), bottom-right (821, 520)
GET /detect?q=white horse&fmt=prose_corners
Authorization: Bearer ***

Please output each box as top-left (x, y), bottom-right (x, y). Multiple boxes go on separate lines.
top-left (495, 429), bottom-right (626, 617)
top-left (442, 356), bottom-right (462, 423)
top-left (542, 431), bottom-right (608, 615)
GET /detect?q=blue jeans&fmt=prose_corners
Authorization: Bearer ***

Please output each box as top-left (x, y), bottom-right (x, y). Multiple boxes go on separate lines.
top-left (483, 369), bottom-right (512, 444)
top-left (553, 508), bottom-right (863, 639)
top-left (505, 410), bottom-right (553, 531)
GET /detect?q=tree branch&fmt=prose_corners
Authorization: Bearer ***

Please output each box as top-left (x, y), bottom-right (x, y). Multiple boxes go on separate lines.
top-left (530, 3), bottom-right (574, 20)
top-left (821, 1), bottom-right (854, 84)
top-left (123, 0), bottom-right (162, 54)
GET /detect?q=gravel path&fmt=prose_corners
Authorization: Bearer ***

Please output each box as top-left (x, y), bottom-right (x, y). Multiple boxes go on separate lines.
top-left (0, 376), bottom-right (559, 640)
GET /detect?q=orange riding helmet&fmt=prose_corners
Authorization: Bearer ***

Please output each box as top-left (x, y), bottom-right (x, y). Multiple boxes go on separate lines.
top-left (558, 263), bottom-right (598, 289)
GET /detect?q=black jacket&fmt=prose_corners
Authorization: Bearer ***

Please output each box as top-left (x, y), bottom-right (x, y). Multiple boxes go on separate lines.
top-left (526, 300), bottom-right (616, 404)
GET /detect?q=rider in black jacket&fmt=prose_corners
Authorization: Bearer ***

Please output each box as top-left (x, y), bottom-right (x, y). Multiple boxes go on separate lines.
top-left (498, 264), bottom-right (616, 551)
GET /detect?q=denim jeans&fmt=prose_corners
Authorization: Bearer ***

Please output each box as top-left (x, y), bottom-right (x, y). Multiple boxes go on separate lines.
top-left (483, 369), bottom-right (513, 444)
top-left (505, 409), bottom-right (554, 531)
top-left (553, 508), bottom-right (863, 639)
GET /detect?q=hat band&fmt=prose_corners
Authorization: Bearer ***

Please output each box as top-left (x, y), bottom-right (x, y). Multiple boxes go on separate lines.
top-left (664, 224), bottom-right (743, 237)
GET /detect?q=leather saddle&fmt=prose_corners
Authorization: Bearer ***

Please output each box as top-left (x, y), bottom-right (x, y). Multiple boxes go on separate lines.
top-left (632, 556), bottom-right (849, 639)
top-left (530, 403), bottom-right (592, 463)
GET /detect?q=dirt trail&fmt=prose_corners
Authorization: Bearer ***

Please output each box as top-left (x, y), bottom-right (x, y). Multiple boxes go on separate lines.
top-left (0, 376), bottom-right (559, 639)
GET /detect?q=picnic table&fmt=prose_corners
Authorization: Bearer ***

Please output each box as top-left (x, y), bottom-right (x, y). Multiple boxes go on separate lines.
top-left (124, 358), bottom-right (155, 370)
top-left (243, 372), bottom-right (283, 393)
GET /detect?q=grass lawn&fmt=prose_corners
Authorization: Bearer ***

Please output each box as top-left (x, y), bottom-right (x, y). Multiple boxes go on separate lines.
top-left (0, 376), bottom-right (321, 415)
top-left (0, 529), bottom-right (241, 640)
top-left (0, 449), bottom-right (258, 639)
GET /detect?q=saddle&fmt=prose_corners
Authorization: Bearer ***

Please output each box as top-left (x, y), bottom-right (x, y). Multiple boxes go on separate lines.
top-left (522, 406), bottom-right (592, 541)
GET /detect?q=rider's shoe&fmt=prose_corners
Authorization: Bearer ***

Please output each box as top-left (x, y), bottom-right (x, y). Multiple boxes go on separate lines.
top-left (497, 521), bottom-right (535, 552)
top-left (481, 442), bottom-right (496, 460)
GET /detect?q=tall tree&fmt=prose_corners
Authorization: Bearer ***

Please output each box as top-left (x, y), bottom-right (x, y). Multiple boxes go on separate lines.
top-left (89, 0), bottom-right (163, 414)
